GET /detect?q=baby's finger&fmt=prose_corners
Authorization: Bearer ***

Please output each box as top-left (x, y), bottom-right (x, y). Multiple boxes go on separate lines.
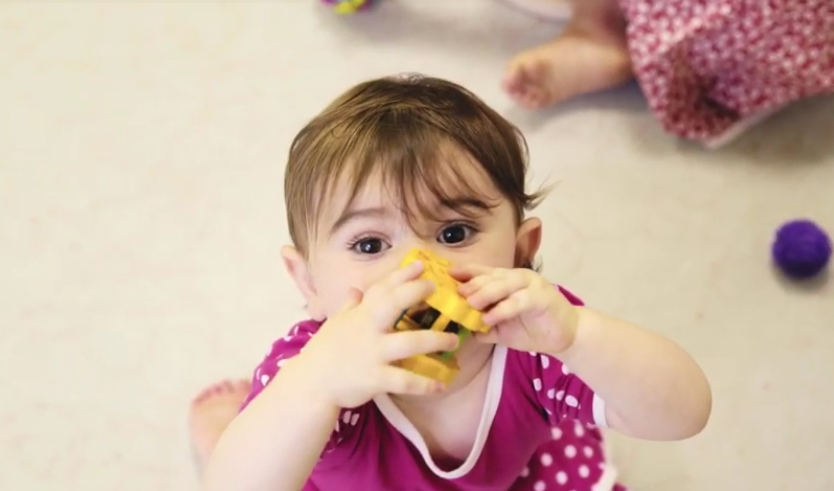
top-left (390, 259), bottom-right (425, 283)
top-left (380, 365), bottom-right (445, 396)
top-left (380, 330), bottom-right (459, 362)
top-left (482, 290), bottom-right (532, 325)
top-left (449, 263), bottom-right (494, 282)
top-left (457, 274), bottom-right (492, 297)
top-left (367, 261), bottom-right (425, 298)
top-left (367, 278), bottom-right (436, 330)
top-left (466, 269), bottom-right (530, 309)
top-left (336, 287), bottom-right (364, 314)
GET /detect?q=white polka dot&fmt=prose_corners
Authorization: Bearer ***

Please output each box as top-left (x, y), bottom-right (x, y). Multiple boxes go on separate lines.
top-left (562, 364), bottom-right (570, 375)
top-left (342, 411), bottom-right (352, 424)
top-left (564, 444), bottom-right (577, 458)
top-left (540, 355), bottom-right (550, 369)
top-left (565, 395), bottom-right (579, 407)
top-left (551, 427), bottom-right (562, 440)
top-left (547, 388), bottom-right (556, 399)
top-left (556, 471), bottom-right (568, 485)
top-left (283, 335), bottom-right (293, 341)
top-left (556, 390), bottom-right (565, 400)
top-left (574, 421), bottom-right (585, 437)
top-left (540, 453), bottom-right (553, 466)
top-left (533, 378), bottom-right (542, 391)
top-left (583, 446), bottom-right (594, 458)
top-left (578, 465), bottom-right (590, 478)
top-left (534, 481), bottom-right (546, 491)
top-left (520, 466), bottom-right (530, 477)
top-left (276, 358), bottom-right (286, 368)
top-left (529, 351), bottom-right (538, 356)
top-left (260, 374), bottom-right (270, 386)
top-left (350, 412), bottom-right (360, 425)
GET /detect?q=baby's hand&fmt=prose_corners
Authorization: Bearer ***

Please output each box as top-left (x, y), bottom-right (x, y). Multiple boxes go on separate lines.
top-left (451, 264), bottom-right (579, 355)
top-left (296, 261), bottom-right (459, 409)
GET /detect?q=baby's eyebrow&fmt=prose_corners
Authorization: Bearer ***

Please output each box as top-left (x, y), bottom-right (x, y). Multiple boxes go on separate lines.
top-left (328, 206), bottom-right (388, 237)
top-left (438, 197), bottom-right (494, 213)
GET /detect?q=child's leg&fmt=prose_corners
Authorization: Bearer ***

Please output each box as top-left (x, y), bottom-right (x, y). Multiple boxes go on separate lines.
top-left (502, 0), bottom-right (632, 109)
top-left (188, 379), bottom-right (251, 467)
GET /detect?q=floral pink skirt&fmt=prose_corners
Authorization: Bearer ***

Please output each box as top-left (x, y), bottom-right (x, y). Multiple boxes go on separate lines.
top-left (618, 0), bottom-right (834, 146)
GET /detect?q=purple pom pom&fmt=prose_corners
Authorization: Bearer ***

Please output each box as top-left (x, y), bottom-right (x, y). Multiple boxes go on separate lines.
top-left (772, 219), bottom-right (831, 279)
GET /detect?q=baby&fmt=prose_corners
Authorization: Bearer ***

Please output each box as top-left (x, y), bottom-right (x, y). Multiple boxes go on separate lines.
top-left (504, 0), bottom-right (834, 146)
top-left (189, 74), bottom-right (712, 491)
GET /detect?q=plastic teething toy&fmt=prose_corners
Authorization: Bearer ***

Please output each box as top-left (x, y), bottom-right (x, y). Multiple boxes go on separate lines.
top-left (392, 249), bottom-right (490, 385)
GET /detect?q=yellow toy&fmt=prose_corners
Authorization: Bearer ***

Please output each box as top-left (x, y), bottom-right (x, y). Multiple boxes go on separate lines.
top-left (392, 249), bottom-right (490, 385)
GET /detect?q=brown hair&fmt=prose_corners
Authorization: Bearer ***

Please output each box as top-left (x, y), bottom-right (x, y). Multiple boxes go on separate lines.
top-left (284, 74), bottom-right (545, 255)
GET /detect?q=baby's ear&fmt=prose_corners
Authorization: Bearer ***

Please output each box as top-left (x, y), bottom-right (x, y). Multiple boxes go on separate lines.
top-left (281, 245), bottom-right (325, 320)
top-left (515, 217), bottom-right (542, 268)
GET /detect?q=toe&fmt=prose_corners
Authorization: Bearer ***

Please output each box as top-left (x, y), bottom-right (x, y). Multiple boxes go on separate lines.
top-left (192, 383), bottom-right (219, 404)
top-left (191, 379), bottom-right (251, 406)
top-left (233, 379), bottom-right (253, 392)
top-left (188, 379), bottom-right (251, 467)
top-left (503, 56), bottom-right (535, 92)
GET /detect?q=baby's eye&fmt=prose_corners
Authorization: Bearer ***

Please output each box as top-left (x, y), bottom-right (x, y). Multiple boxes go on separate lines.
top-left (437, 224), bottom-right (475, 245)
top-left (351, 237), bottom-right (389, 255)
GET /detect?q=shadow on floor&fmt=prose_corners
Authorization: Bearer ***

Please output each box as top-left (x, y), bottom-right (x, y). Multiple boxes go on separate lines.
top-left (545, 89), bottom-right (834, 168)
top-left (714, 95), bottom-right (834, 166)
top-left (770, 264), bottom-right (830, 294)
top-left (661, 95), bottom-right (834, 167)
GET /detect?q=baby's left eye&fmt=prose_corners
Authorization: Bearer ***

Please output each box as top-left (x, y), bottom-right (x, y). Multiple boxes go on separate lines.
top-left (437, 224), bottom-right (474, 245)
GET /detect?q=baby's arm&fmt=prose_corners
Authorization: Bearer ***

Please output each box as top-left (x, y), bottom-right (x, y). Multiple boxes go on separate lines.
top-left (202, 323), bottom-right (344, 491)
top-left (556, 307), bottom-right (712, 440)
top-left (203, 360), bottom-right (337, 491)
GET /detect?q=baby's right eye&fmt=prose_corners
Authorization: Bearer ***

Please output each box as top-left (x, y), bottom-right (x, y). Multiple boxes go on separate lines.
top-left (351, 237), bottom-right (389, 255)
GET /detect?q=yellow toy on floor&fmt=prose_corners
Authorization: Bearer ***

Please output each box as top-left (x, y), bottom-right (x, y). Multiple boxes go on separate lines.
top-left (392, 249), bottom-right (490, 385)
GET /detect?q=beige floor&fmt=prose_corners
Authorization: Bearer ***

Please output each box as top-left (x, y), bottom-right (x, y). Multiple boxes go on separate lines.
top-left (2, 2), bottom-right (833, 491)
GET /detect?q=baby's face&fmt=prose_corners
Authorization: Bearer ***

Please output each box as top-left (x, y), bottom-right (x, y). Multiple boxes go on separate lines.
top-left (289, 152), bottom-right (541, 322)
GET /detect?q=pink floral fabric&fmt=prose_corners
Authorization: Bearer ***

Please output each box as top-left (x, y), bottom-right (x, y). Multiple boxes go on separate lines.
top-left (619, 0), bottom-right (834, 145)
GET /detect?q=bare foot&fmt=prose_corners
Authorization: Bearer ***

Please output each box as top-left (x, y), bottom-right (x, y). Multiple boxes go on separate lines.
top-left (188, 379), bottom-right (251, 468)
top-left (502, 21), bottom-right (633, 109)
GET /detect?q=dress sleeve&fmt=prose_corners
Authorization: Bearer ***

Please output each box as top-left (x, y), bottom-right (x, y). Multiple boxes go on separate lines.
top-left (239, 320), bottom-right (366, 457)
top-left (523, 286), bottom-right (608, 428)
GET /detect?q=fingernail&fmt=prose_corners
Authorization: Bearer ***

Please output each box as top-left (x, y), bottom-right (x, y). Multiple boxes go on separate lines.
top-left (433, 382), bottom-right (446, 392)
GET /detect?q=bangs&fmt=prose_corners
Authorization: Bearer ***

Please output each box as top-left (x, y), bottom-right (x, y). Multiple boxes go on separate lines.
top-left (285, 75), bottom-right (545, 254)
top-left (339, 128), bottom-right (502, 230)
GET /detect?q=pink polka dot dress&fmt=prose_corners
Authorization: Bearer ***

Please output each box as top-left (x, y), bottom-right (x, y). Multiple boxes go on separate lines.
top-left (241, 288), bottom-right (627, 491)
top-left (617, 0), bottom-right (834, 147)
